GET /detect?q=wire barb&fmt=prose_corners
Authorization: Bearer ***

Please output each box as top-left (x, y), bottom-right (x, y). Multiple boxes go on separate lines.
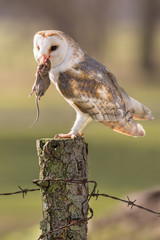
top-left (0, 186), bottom-right (40, 197)
top-left (127, 196), bottom-right (136, 209)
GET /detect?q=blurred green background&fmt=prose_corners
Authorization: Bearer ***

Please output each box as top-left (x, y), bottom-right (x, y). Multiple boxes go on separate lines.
top-left (0, 0), bottom-right (160, 239)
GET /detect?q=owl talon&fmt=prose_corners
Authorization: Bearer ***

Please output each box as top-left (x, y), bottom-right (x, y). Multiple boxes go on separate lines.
top-left (54, 132), bottom-right (84, 139)
top-left (78, 132), bottom-right (84, 137)
top-left (54, 133), bottom-right (76, 139)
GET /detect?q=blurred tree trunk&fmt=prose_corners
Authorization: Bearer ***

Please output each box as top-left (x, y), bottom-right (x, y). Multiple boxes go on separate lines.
top-left (142, 0), bottom-right (159, 72)
top-left (46, 0), bottom-right (109, 61)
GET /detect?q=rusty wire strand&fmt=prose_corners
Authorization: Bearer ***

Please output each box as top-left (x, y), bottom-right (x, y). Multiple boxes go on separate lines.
top-left (37, 207), bottom-right (93, 240)
top-left (0, 186), bottom-right (40, 198)
top-left (33, 178), bottom-right (97, 195)
top-left (91, 192), bottom-right (160, 215)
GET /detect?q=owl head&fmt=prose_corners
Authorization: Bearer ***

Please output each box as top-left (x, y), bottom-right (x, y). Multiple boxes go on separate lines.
top-left (33, 30), bottom-right (84, 70)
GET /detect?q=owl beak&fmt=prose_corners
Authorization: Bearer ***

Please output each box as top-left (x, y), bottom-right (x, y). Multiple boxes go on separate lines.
top-left (41, 54), bottom-right (49, 64)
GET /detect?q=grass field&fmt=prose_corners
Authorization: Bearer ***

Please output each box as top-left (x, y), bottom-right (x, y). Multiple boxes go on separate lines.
top-left (0, 23), bottom-right (160, 239)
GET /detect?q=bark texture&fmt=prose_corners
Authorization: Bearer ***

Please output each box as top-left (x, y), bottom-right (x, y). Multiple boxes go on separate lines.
top-left (36, 137), bottom-right (88, 240)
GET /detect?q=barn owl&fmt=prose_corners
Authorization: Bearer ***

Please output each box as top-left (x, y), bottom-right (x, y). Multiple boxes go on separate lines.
top-left (33, 30), bottom-right (154, 138)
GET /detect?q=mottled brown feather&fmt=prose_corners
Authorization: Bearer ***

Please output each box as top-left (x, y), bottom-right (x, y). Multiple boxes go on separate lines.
top-left (58, 54), bottom-right (126, 124)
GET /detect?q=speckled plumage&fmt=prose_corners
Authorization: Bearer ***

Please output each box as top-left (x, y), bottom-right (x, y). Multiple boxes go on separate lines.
top-left (33, 30), bottom-right (154, 138)
top-left (58, 54), bottom-right (124, 121)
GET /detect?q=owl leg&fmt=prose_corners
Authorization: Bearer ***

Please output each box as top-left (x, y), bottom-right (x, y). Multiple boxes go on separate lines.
top-left (54, 112), bottom-right (92, 139)
top-left (70, 112), bottom-right (92, 135)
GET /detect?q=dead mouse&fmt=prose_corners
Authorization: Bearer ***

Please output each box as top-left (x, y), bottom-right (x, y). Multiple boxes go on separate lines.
top-left (29, 59), bottom-right (51, 127)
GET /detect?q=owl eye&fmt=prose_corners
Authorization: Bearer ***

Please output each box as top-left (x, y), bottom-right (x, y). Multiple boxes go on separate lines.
top-left (50, 45), bottom-right (58, 51)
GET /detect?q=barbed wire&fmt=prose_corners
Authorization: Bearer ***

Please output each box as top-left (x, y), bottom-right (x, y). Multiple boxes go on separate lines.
top-left (33, 177), bottom-right (160, 216)
top-left (0, 186), bottom-right (40, 198)
top-left (0, 178), bottom-right (160, 240)
top-left (34, 178), bottom-right (160, 239)
top-left (0, 179), bottom-right (160, 216)
top-left (91, 193), bottom-right (160, 215)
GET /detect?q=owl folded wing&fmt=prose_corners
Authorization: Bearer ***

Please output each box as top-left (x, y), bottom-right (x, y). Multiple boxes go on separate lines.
top-left (58, 69), bottom-right (126, 125)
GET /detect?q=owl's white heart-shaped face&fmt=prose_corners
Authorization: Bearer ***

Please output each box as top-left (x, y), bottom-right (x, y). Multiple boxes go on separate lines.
top-left (33, 30), bottom-right (84, 71)
top-left (33, 30), bottom-right (69, 68)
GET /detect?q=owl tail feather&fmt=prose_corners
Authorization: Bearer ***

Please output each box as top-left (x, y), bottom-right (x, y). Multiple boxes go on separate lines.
top-left (127, 97), bottom-right (154, 121)
top-left (113, 120), bottom-right (145, 137)
top-left (119, 87), bottom-right (154, 121)
top-left (101, 113), bottom-right (145, 137)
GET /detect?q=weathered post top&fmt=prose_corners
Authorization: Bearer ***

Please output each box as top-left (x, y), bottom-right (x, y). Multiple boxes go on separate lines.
top-left (36, 137), bottom-right (89, 240)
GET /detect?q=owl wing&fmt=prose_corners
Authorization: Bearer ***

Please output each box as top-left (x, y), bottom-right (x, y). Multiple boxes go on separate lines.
top-left (71, 75), bottom-right (125, 125)
top-left (58, 54), bottom-right (145, 136)
top-left (58, 56), bottom-right (126, 124)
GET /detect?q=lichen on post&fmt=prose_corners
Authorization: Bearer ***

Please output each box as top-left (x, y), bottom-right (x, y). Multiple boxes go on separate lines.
top-left (36, 137), bottom-right (89, 240)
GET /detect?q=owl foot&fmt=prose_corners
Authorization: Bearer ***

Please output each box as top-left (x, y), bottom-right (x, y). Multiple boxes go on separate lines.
top-left (54, 132), bottom-right (84, 139)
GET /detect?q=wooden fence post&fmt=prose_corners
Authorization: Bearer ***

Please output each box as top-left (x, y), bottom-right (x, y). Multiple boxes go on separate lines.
top-left (36, 137), bottom-right (89, 240)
